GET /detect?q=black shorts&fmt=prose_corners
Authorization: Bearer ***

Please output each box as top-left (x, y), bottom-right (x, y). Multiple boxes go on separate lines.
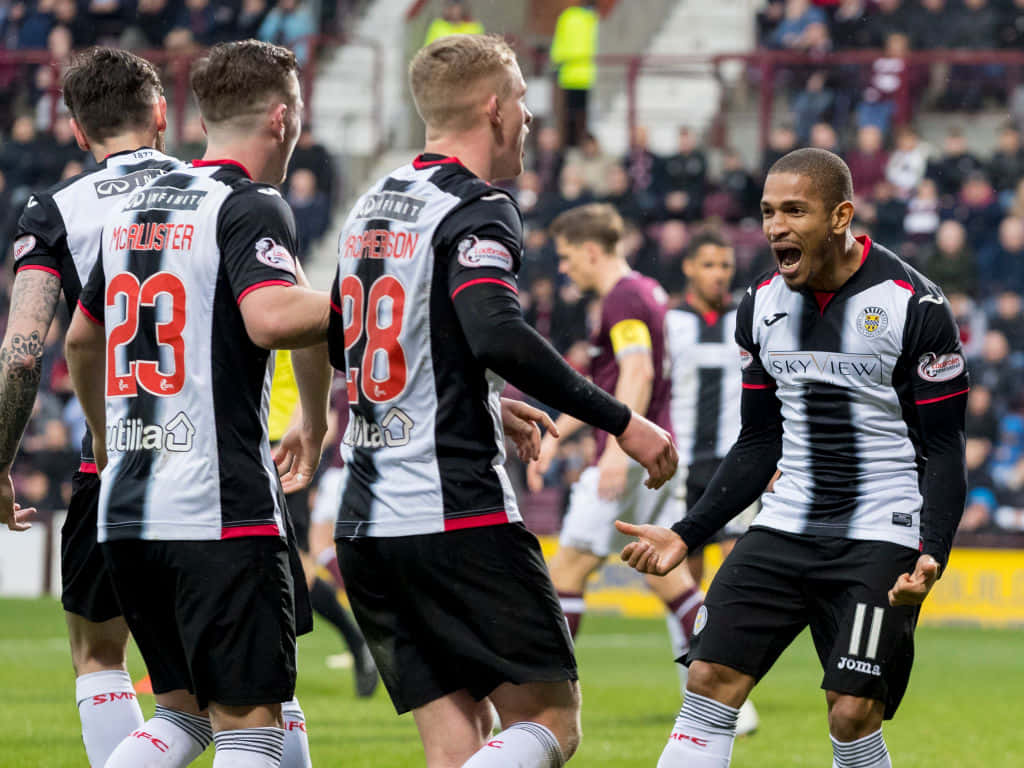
top-left (102, 536), bottom-right (298, 710)
top-left (337, 522), bottom-right (578, 714)
top-left (688, 527), bottom-right (921, 719)
top-left (61, 471), bottom-right (121, 622)
top-left (284, 486), bottom-right (311, 552)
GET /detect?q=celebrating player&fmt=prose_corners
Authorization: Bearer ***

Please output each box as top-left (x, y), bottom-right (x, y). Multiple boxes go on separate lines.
top-left (66, 41), bottom-right (330, 768)
top-left (1, 48), bottom-right (181, 767)
top-left (329, 34), bottom-right (676, 768)
top-left (618, 148), bottom-right (968, 768)
top-left (525, 203), bottom-right (705, 673)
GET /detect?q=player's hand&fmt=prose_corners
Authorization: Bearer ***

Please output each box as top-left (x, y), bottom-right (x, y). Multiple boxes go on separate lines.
top-left (500, 398), bottom-right (559, 463)
top-left (888, 554), bottom-right (940, 607)
top-left (614, 520), bottom-right (688, 576)
top-left (274, 421), bottom-right (326, 494)
top-left (597, 450), bottom-right (629, 500)
top-left (526, 432), bottom-right (560, 492)
top-left (615, 412), bottom-right (678, 490)
top-left (0, 472), bottom-right (36, 532)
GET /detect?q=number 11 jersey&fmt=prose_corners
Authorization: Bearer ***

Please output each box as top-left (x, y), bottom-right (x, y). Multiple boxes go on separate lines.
top-left (80, 160), bottom-right (301, 542)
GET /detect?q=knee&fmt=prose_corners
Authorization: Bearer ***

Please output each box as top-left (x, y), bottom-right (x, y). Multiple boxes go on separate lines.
top-left (827, 695), bottom-right (882, 742)
top-left (544, 686), bottom-right (582, 760)
top-left (685, 662), bottom-right (750, 709)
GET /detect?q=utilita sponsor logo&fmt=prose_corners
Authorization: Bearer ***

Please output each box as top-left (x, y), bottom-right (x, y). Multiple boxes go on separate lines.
top-left (837, 656), bottom-right (881, 676)
top-left (92, 691), bottom-right (137, 706)
top-left (670, 732), bottom-right (709, 747)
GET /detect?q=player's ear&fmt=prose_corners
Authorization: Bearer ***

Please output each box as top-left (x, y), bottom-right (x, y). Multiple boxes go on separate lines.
top-left (486, 93), bottom-right (501, 128)
top-left (269, 103), bottom-right (288, 142)
top-left (682, 256), bottom-right (694, 280)
top-left (69, 117), bottom-right (90, 152)
top-left (831, 200), bottom-right (855, 234)
top-left (154, 96), bottom-right (168, 134)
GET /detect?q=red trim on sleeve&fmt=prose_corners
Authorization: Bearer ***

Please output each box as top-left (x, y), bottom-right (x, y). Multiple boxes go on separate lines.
top-left (742, 382), bottom-right (775, 390)
top-left (893, 279), bottom-right (915, 294)
top-left (757, 272), bottom-right (779, 290)
top-left (17, 264), bottom-right (61, 279)
top-left (412, 154), bottom-right (465, 170)
top-left (78, 461), bottom-right (98, 474)
top-left (915, 387), bottom-right (970, 406)
top-left (237, 279), bottom-right (293, 305)
top-left (77, 299), bottom-right (103, 326)
top-left (443, 511), bottom-right (509, 532)
top-left (221, 523), bottom-right (280, 539)
top-left (331, 300), bottom-right (344, 314)
top-left (450, 277), bottom-right (517, 300)
top-left (191, 158), bottom-right (253, 179)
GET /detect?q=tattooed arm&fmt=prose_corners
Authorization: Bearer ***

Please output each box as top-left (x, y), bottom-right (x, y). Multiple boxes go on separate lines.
top-left (0, 269), bottom-right (62, 530)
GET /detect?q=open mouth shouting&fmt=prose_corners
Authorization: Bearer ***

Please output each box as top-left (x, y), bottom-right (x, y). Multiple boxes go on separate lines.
top-left (773, 243), bottom-right (802, 277)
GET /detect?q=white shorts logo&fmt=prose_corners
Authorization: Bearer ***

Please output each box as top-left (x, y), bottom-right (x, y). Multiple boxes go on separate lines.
top-left (693, 605), bottom-right (708, 636)
top-left (917, 352), bottom-right (965, 382)
top-left (457, 236), bottom-right (514, 272)
top-left (13, 234), bottom-right (36, 261)
top-left (254, 237), bottom-right (296, 275)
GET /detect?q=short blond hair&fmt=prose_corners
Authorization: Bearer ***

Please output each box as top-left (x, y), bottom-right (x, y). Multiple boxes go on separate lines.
top-left (409, 34), bottom-right (519, 133)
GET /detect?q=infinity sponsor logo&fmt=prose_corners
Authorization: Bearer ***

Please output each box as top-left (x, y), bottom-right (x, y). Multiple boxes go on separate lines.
top-left (344, 407), bottom-right (413, 449)
top-left (766, 352), bottom-right (883, 386)
top-left (837, 656), bottom-right (881, 676)
top-left (916, 351), bottom-right (965, 382)
top-left (355, 191), bottom-right (426, 223)
top-left (124, 187), bottom-right (207, 212)
top-left (107, 412), bottom-right (195, 452)
top-left (94, 169), bottom-right (165, 198)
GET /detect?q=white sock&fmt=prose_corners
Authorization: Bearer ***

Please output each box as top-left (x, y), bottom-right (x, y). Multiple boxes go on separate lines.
top-left (461, 721), bottom-right (565, 767)
top-left (831, 729), bottom-right (892, 768)
top-left (104, 706), bottom-right (213, 767)
top-left (213, 727), bottom-right (285, 768)
top-left (664, 614), bottom-right (690, 695)
top-left (280, 698), bottom-right (312, 768)
top-left (74, 669), bottom-right (145, 768)
top-left (658, 691), bottom-right (738, 768)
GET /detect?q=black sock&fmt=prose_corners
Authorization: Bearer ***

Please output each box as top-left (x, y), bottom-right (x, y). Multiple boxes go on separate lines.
top-left (310, 578), bottom-right (365, 653)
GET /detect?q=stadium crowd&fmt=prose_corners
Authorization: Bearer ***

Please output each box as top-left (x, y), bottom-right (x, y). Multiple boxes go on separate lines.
top-left (3, 0), bottom-right (1024, 549)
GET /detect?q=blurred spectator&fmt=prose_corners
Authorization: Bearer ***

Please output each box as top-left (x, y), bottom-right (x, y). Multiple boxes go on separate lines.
top-left (946, 173), bottom-right (1002, 271)
top-left (966, 387), bottom-right (1000, 444)
top-left (708, 148), bottom-right (759, 222)
top-left (550, 0), bottom-right (598, 146)
top-left (946, 0), bottom-right (1001, 111)
top-left (988, 122), bottom-right (1024, 199)
top-left (867, 0), bottom-right (912, 47)
top-left (856, 32), bottom-right (910, 136)
top-left (912, 0), bottom-right (954, 50)
top-left (831, 0), bottom-right (874, 50)
top-left (530, 125), bottom-right (565, 200)
top-left (861, 180), bottom-right (907, 248)
top-left (989, 290), bottom-right (1024, 350)
top-left (927, 127), bottom-right (984, 201)
top-left (175, 115), bottom-right (207, 160)
top-left (999, 0), bottom-right (1024, 49)
top-left (286, 125), bottom-right (335, 206)
top-left (770, 0), bottom-right (825, 50)
top-left (0, 169), bottom-right (13, 258)
top-left (762, 123), bottom-right (798, 177)
top-left (623, 124), bottom-right (662, 217)
top-left (921, 219), bottom-right (976, 296)
top-left (86, 0), bottom-right (132, 43)
top-left (236, 0), bottom-right (270, 38)
top-left (846, 125), bottom-right (889, 199)
top-left (0, 115), bottom-right (51, 201)
top-left (258, 0), bottom-right (315, 65)
top-left (903, 178), bottom-right (941, 246)
top-left (886, 125), bottom-right (929, 197)
top-left (566, 132), bottom-right (616, 197)
top-left (549, 164), bottom-right (594, 222)
top-left (973, 330), bottom-right (1019, 404)
top-left (44, 117), bottom-right (88, 181)
top-left (989, 215), bottom-right (1024, 295)
top-left (598, 164), bottom-right (644, 225)
top-left (635, 219), bottom-right (688, 296)
top-left (961, 437), bottom-right (997, 531)
top-left (423, 1), bottom-right (483, 47)
top-left (522, 275), bottom-right (587, 353)
top-left (792, 70), bottom-right (832, 143)
top-left (16, 0), bottom-right (55, 50)
top-left (949, 292), bottom-right (987, 358)
top-left (287, 167), bottom-right (329, 258)
top-left (661, 127), bottom-right (707, 221)
top-left (53, 0), bottom-right (93, 47)
top-left (809, 121), bottom-right (840, 154)
top-left (132, 0), bottom-right (184, 48)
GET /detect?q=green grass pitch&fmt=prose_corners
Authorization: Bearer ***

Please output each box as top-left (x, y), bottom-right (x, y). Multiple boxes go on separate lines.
top-left (2, 597), bottom-right (1021, 767)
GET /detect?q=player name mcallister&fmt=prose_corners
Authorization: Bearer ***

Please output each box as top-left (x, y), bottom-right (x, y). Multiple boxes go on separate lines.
top-left (110, 223), bottom-right (195, 252)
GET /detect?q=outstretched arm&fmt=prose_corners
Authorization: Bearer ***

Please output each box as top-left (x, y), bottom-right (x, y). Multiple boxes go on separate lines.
top-left (0, 269), bottom-right (61, 530)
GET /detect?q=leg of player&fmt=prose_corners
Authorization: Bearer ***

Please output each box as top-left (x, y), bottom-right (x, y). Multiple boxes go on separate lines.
top-left (281, 698), bottom-right (312, 768)
top-left (463, 680), bottom-right (581, 767)
top-left (657, 661), bottom-right (755, 768)
top-left (644, 566), bottom-right (704, 657)
top-left (547, 546), bottom-right (603, 637)
top-left (66, 613), bottom-right (145, 767)
top-left (412, 690), bottom-right (499, 767)
top-left (104, 690), bottom-right (212, 768)
top-left (826, 693), bottom-right (890, 768)
top-left (210, 702), bottom-right (286, 768)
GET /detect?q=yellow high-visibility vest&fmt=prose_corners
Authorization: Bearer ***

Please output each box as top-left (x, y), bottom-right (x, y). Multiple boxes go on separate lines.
top-left (423, 18), bottom-right (485, 47)
top-left (550, 6), bottom-right (598, 91)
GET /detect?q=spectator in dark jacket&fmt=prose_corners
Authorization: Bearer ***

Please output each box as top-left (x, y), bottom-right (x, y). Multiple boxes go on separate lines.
top-left (922, 219), bottom-right (977, 296)
top-left (661, 126), bottom-right (707, 220)
top-left (988, 123), bottom-right (1024, 199)
top-left (287, 168), bottom-right (329, 258)
top-left (928, 128), bottom-right (984, 201)
top-left (285, 125), bottom-right (336, 206)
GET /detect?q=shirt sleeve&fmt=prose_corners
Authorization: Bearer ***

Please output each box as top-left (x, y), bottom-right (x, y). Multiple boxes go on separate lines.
top-left (902, 288), bottom-right (970, 404)
top-left (216, 184), bottom-right (299, 304)
top-left (78, 254), bottom-right (106, 325)
top-left (11, 193), bottom-right (67, 278)
top-left (735, 285), bottom-right (775, 390)
top-left (440, 191), bottom-right (521, 300)
top-left (604, 289), bottom-right (654, 359)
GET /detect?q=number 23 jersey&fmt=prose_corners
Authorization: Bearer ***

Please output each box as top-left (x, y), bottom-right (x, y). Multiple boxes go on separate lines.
top-left (329, 155), bottom-right (523, 538)
top-left (80, 161), bottom-right (300, 542)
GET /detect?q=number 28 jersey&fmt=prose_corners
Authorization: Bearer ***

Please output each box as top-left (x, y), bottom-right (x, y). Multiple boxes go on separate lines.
top-left (80, 161), bottom-right (301, 542)
top-left (329, 155), bottom-right (523, 538)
